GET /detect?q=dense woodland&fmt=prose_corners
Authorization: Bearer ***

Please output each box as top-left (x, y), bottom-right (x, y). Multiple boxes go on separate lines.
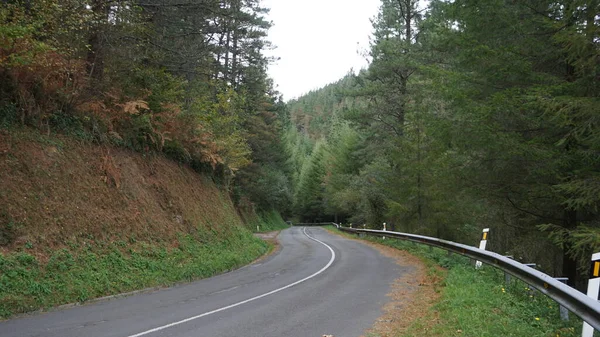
top-left (0, 0), bottom-right (291, 215)
top-left (285, 0), bottom-right (599, 288)
top-left (0, 0), bottom-right (599, 288)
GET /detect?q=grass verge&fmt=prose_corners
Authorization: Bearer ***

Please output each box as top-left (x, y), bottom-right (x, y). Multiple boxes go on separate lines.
top-left (0, 225), bottom-right (268, 319)
top-left (325, 226), bottom-right (582, 337)
top-left (249, 210), bottom-right (289, 233)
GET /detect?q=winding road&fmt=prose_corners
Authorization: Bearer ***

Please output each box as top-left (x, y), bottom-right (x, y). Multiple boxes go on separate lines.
top-left (0, 227), bottom-right (414, 337)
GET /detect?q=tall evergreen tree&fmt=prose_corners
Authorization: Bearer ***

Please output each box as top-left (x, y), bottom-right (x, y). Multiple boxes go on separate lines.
top-left (293, 140), bottom-right (327, 221)
top-left (423, 0), bottom-right (600, 287)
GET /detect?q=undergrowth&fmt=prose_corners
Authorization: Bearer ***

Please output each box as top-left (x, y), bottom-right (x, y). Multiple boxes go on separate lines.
top-left (248, 210), bottom-right (289, 232)
top-left (0, 226), bottom-right (268, 319)
top-left (326, 226), bottom-right (583, 337)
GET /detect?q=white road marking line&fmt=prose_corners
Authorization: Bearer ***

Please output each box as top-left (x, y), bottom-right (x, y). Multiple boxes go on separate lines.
top-left (126, 227), bottom-right (335, 337)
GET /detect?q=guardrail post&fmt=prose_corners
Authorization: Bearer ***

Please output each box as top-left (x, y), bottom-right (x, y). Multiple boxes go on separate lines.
top-left (504, 255), bottom-right (514, 285)
top-left (524, 264), bottom-right (538, 296)
top-left (475, 228), bottom-right (489, 269)
top-left (582, 252), bottom-right (600, 337)
top-left (555, 277), bottom-right (569, 321)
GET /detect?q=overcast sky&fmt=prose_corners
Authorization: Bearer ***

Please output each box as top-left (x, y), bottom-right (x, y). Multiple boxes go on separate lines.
top-left (262, 0), bottom-right (381, 101)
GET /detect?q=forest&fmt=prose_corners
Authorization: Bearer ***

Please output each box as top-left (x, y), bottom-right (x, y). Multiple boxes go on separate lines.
top-left (284, 0), bottom-right (599, 289)
top-left (0, 0), bottom-right (292, 214)
top-left (0, 0), bottom-right (598, 289)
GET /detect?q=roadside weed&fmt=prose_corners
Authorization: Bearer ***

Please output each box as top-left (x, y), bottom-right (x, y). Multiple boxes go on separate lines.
top-left (0, 226), bottom-right (268, 318)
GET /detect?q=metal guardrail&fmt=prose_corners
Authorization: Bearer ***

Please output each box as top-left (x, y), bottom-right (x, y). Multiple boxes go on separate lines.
top-left (294, 222), bottom-right (600, 331)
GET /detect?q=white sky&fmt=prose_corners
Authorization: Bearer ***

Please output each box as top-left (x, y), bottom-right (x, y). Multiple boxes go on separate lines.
top-left (262, 0), bottom-right (381, 101)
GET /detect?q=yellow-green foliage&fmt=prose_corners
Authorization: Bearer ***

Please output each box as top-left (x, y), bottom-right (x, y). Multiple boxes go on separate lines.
top-left (191, 85), bottom-right (252, 172)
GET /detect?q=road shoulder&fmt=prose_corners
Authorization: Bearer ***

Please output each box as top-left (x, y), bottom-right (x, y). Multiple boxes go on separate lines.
top-left (324, 228), bottom-right (445, 337)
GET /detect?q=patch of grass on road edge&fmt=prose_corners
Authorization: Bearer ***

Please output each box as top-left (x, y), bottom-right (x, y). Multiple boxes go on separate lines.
top-left (252, 210), bottom-right (290, 232)
top-left (0, 225), bottom-right (268, 319)
top-left (324, 226), bottom-right (582, 337)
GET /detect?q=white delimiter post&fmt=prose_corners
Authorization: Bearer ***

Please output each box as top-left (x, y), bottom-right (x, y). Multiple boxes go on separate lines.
top-left (382, 222), bottom-right (386, 240)
top-left (475, 228), bottom-right (489, 269)
top-left (582, 252), bottom-right (600, 337)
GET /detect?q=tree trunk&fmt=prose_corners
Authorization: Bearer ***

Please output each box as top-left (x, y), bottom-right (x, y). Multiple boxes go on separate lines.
top-left (230, 0), bottom-right (239, 86)
top-left (86, 0), bottom-right (109, 85)
top-left (562, 209), bottom-right (580, 289)
top-left (404, 0), bottom-right (412, 44)
top-left (224, 33), bottom-right (230, 76)
top-left (215, 33), bottom-right (225, 80)
top-left (231, 31), bottom-right (238, 86)
top-left (416, 125), bottom-right (422, 223)
top-left (224, 18), bottom-right (231, 81)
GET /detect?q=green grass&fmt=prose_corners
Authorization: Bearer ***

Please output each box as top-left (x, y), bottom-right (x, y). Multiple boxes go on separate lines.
top-left (0, 225), bottom-right (268, 318)
top-left (325, 226), bottom-right (582, 337)
top-left (421, 264), bottom-right (579, 337)
top-left (250, 210), bottom-right (290, 233)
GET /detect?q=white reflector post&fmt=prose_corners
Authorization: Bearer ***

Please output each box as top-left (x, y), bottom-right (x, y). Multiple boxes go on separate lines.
top-left (582, 252), bottom-right (600, 337)
top-left (475, 228), bottom-right (489, 269)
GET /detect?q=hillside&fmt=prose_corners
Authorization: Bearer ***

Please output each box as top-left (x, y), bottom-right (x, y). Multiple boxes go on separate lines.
top-left (0, 128), bottom-right (276, 317)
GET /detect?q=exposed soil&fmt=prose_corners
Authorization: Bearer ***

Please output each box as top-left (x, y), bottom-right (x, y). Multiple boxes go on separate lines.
top-left (253, 230), bottom-right (280, 241)
top-left (0, 128), bottom-right (247, 257)
top-left (362, 241), bottom-right (445, 337)
top-left (253, 230), bottom-right (281, 261)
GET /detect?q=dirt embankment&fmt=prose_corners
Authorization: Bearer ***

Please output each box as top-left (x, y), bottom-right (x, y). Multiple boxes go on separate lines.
top-left (0, 128), bottom-right (245, 257)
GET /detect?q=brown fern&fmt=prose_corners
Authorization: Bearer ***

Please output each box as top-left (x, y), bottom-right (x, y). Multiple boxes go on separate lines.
top-left (100, 149), bottom-right (121, 188)
top-left (121, 100), bottom-right (149, 115)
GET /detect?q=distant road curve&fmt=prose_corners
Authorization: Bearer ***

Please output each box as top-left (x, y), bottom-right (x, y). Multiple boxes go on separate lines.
top-left (0, 227), bottom-right (408, 337)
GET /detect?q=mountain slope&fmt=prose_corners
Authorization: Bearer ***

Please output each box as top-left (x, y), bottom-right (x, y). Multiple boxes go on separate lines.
top-left (0, 128), bottom-right (270, 317)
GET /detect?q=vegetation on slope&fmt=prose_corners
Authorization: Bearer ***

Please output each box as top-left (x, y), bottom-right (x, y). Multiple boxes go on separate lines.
top-left (424, 265), bottom-right (578, 337)
top-left (0, 226), bottom-right (267, 318)
top-left (0, 128), bottom-right (280, 318)
top-left (0, 0), bottom-right (291, 317)
top-left (243, 209), bottom-right (290, 233)
top-left (0, 0), bottom-right (291, 219)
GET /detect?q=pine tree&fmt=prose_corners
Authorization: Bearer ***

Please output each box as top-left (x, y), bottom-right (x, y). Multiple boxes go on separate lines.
top-left (423, 0), bottom-right (600, 287)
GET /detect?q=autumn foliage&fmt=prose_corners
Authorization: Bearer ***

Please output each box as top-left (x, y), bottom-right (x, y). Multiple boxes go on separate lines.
top-left (0, 0), bottom-right (286, 193)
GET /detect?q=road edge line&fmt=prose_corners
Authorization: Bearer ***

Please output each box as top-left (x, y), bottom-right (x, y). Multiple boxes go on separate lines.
top-left (126, 227), bottom-right (335, 337)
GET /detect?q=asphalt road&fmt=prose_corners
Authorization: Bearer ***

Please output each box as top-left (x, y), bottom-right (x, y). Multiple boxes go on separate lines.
top-left (0, 227), bottom-right (413, 337)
